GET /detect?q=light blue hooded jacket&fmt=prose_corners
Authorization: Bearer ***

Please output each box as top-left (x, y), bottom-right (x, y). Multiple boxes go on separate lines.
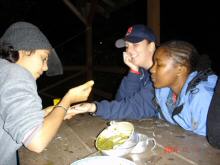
top-left (154, 71), bottom-right (218, 136)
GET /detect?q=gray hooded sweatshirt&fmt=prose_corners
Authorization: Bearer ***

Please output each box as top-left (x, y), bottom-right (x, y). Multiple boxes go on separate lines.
top-left (0, 59), bottom-right (44, 165)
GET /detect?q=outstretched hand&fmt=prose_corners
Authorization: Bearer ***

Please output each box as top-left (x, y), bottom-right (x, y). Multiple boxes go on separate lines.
top-left (64, 80), bottom-right (94, 106)
top-left (64, 103), bottom-right (96, 120)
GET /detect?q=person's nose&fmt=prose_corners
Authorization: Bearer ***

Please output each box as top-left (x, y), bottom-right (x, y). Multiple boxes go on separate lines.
top-left (150, 64), bottom-right (155, 74)
top-left (43, 62), bottom-right (48, 71)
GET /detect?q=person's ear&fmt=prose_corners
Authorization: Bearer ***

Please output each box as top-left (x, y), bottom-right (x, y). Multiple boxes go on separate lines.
top-left (16, 50), bottom-right (30, 63)
top-left (177, 65), bottom-right (187, 76)
top-left (18, 50), bottom-right (26, 58)
top-left (17, 50), bottom-right (24, 61)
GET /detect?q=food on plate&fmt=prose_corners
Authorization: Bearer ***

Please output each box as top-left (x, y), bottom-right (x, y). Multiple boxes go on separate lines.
top-left (96, 133), bottom-right (129, 150)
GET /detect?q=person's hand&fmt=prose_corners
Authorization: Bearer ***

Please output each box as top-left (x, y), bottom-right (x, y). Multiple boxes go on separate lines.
top-left (64, 103), bottom-right (96, 120)
top-left (123, 52), bottom-right (139, 72)
top-left (61, 80), bottom-right (94, 108)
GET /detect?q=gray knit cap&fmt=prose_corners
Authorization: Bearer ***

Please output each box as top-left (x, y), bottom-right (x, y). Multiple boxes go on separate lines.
top-left (0, 21), bottom-right (63, 76)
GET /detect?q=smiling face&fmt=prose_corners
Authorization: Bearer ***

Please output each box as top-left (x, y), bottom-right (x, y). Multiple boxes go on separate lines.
top-left (150, 48), bottom-right (184, 89)
top-left (16, 49), bottom-right (49, 79)
top-left (125, 39), bottom-right (156, 69)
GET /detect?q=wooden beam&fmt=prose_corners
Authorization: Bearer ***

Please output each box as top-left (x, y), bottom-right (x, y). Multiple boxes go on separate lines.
top-left (63, 0), bottom-right (88, 25)
top-left (87, 0), bottom-right (99, 25)
top-left (147, 0), bottom-right (160, 44)
top-left (93, 66), bottom-right (127, 74)
top-left (85, 26), bottom-right (93, 81)
top-left (63, 65), bottom-right (86, 71)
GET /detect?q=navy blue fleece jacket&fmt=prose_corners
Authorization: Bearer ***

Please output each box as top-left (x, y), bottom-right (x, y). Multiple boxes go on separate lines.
top-left (95, 68), bottom-right (157, 120)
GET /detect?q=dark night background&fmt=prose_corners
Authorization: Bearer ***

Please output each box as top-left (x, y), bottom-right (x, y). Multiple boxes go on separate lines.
top-left (0, 0), bottom-right (219, 105)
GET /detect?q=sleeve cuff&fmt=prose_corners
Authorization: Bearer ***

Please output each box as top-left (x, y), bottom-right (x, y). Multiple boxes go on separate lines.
top-left (89, 102), bottom-right (97, 116)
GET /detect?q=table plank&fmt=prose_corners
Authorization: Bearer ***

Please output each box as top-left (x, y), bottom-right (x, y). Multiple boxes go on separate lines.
top-left (19, 115), bottom-right (220, 165)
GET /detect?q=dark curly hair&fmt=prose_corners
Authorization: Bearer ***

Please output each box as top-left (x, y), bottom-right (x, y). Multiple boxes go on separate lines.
top-left (0, 42), bottom-right (19, 63)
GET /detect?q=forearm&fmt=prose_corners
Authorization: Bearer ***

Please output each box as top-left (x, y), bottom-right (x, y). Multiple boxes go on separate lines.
top-left (96, 90), bottom-right (157, 120)
top-left (43, 106), bottom-right (54, 117)
top-left (27, 105), bottom-right (67, 152)
top-left (25, 80), bottom-right (94, 152)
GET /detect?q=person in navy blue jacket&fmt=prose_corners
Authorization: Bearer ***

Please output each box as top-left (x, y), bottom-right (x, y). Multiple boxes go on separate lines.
top-left (65, 24), bottom-right (158, 120)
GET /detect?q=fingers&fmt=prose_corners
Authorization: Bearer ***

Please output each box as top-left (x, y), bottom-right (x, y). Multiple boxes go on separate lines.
top-left (123, 52), bottom-right (138, 71)
top-left (123, 52), bottom-right (128, 62)
top-left (63, 103), bottom-right (95, 120)
top-left (63, 104), bottom-right (88, 120)
top-left (69, 103), bottom-right (89, 112)
top-left (81, 80), bottom-right (94, 98)
top-left (123, 51), bottom-right (127, 58)
top-left (81, 80), bottom-right (94, 90)
top-left (69, 103), bottom-right (95, 113)
top-left (85, 87), bottom-right (92, 95)
top-left (64, 114), bottom-right (75, 120)
top-left (123, 52), bottom-right (132, 64)
top-left (78, 80), bottom-right (94, 98)
top-left (63, 106), bottom-right (81, 120)
top-left (66, 80), bottom-right (94, 104)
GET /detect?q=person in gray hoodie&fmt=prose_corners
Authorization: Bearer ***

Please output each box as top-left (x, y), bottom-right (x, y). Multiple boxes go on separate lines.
top-left (0, 21), bottom-right (94, 165)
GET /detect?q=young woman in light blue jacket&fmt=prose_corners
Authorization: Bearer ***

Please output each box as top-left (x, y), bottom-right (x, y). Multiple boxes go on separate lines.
top-left (150, 40), bottom-right (218, 136)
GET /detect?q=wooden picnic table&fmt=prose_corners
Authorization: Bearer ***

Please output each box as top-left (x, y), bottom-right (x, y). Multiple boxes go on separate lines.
top-left (19, 114), bottom-right (220, 165)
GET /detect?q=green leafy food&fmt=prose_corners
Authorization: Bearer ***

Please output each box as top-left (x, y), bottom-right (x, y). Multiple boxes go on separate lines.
top-left (96, 134), bottom-right (129, 150)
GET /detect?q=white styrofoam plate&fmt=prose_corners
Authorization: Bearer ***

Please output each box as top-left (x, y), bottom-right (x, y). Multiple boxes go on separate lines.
top-left (71, 156), bottom-right (136, 165)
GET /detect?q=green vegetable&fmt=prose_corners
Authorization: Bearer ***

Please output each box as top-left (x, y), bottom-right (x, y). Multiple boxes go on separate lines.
top-left (96, 134), bottom-right (129, 150)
